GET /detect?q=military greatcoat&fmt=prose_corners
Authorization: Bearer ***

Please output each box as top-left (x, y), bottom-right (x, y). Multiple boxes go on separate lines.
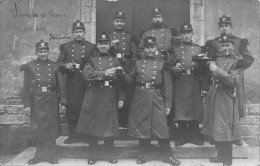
top-left (127, 55), bottom-right (172, 139)
top-left (76, 52), bottom-right (124, 137)
top-left (208, 35), bottom-right (254, 117)
top-left (167, 42), bottom-right (206, 122)
top-left (21, 58), bottom-right (66, 141)
top-left (57, 39), bottom-right (96, 119)
top-left (201, 55), bottom-right (243, 141)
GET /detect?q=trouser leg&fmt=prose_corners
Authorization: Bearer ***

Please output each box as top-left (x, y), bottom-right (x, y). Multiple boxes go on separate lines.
top-left (221, 141), bottom-right (233, 165)
top-left (177, 120), bottom-right (188, 142)
top-left (138, 138), bottom-right (152, 157)
top-left (118, 103), bottom-right (129, 128)
top-left (88, 135), bottom-right (98, 159)
top-left (188, 120), bottom-right (203, 145)
top-left (158, 138), bottom-right (172, 158)
top-left (67, 118), bottom-right (78, 139)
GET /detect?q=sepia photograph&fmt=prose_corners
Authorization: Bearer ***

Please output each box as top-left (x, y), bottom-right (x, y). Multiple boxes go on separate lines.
top-left (0, 0), bottom-right (259, 165)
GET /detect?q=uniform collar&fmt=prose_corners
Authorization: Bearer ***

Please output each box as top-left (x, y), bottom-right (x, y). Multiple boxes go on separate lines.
top-left (114, 29), bottom-right (125, 33)
top-left (98, 52), bottom-right (110, 57)
top-left (73, 38), bottom-right (85, 44)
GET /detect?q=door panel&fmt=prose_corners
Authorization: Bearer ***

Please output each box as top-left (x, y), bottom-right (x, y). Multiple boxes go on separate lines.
top-left (97, 0), bottom-right (190, 42)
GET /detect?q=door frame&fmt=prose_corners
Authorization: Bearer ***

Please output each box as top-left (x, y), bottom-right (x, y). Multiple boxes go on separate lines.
top-left (82, 0), bottom-right (205, 45)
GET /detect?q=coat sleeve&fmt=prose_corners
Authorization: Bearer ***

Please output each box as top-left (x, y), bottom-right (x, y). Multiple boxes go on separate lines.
top-left (115, 60), bottom-right (125, 101)
top-left (55, 67), bottom-right (67, 105)
top-left (138, 32), bottom-right (147, 58)
top-left (130, 35), bottom-right (138, 61)
top-left (213, 63), bottom-right (243, 88)
top-left (20, 64), bottom-right (33, 108)
top-left (236, 39), bottom-right (254, 70)
top-left (163, 65), bottom-right (172, 109)
top-left (83, 58), bottom-right (106, 81)
top-left (57, 44), bottom-right (67, 64)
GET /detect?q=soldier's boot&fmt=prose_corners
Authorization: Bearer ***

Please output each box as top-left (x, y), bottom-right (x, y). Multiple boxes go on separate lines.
top-left (88, 136), bottom-right (98, 165)
top-left (103, 137), bottom-right (117, 164)
top-left (210, 141), bottom-right (223, 163)
top-left (159, 139), bottom-right (181, 166)
top-left (136, 139), bottom-right (154, 164)
top-left (64, 118), bottom-right (78, 144)
top-left (188, 121), bottom-right (203, 146)
top-left (175, 121), bottom-right (187, 146)
top-left (221, 141), bottom-right (233, 166)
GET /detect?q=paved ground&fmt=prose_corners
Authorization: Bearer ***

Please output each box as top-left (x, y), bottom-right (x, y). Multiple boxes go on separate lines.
top-left (3, 146), bottom-right (260, 166)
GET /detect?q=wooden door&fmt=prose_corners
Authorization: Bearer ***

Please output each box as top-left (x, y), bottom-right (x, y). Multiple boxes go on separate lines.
top-left (96, 0), bottom-right (190, 42)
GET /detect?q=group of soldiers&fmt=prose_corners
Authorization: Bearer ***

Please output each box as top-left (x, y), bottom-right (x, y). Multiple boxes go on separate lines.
top-left (20, 7), bottom-right (254, 166)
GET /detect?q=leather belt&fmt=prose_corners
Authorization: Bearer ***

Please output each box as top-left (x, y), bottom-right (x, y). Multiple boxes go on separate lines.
top-left (135, 82), bottom-right (162, 89)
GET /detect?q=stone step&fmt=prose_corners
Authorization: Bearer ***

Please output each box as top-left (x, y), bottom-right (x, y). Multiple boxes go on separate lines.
top-left (56, 136), bottom-right (249, 159)
top-left (5, 147), bottom-right (258, 166)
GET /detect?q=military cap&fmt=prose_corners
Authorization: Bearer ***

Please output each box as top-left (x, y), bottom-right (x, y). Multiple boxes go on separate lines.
top-left (114, 11), bottom-right (126, 20)
top-left (180, 23), bottom-right (193, 33)
top-left (151, 7), bottom-right (163, 17)
top-left (219, 34), bottom-right (235, 44)
top-left (72, 20), bottom-right (85, 31)
top-left (96, 33), bottom-right (110, 42)
top-left (218, 15), bottom-right (232, 26)
top-left (144, 36), bottom-right (156, 47)
top-left (36, 39), bottom-right (49, 51)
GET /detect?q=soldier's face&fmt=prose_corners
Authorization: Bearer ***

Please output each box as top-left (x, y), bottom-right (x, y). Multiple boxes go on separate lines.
top-left (113, 19), bottom-right (126, 30)
top-left (73, 29), bottom-right (85, 40)
top-left (144, 45), bottom-right (157, 57)
top-left (181, 31), bottom-right (193, 42)
top-left (220, 42), bottom-right (234, 55)
top-left (152, 14), bottom-right (164, 26)
top-left (97, 41), bottom-right (110, 53)
top-left (219, 24), bottom-right (232, 35)
top-left (36, 49), bottom-right (49, 60)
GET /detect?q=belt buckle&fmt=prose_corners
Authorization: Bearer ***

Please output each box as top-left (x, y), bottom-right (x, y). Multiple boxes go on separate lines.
top-left (75, 64), bottom-right (80, 69)
top-left (116, 53), bottom-right (122, 59)
top-left (41, 86), bottom-right (47, 92)
top-left (145, 83), bottom-right (151, 89)
top-left (186, 69), bottom-right (191, 75)
top-left (104, 81), bottom-right (110, 87)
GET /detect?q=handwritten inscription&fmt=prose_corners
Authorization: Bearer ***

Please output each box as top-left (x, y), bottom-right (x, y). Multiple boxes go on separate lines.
top-left (12, 3), bottom-right (67, 19)
top-left (17, 25), bottom-right (47, 33)
top-left (49, 33), bottom-right (70, 40)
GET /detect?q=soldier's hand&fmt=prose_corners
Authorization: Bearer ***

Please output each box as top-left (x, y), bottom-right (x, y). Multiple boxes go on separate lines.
top-left (111, 39), bottom-right (119, 47)
top-left (66, 63), bottom-right (73, 70)
top-left (24, 107), bottom-right (30, 116)
top-left (165, 107), bottom-right (171, 116)
top-left (209, 61), bottom-right (218, 71)
top-left (60, 105), bottom-right (66, 114)
top-left (105, 68), bottom-right (116, 77)
top-left (118, 100), bottom-right (124, 109)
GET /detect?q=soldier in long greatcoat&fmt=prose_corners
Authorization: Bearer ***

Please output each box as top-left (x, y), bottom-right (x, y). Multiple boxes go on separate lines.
top-left (126, 36), bottom-right (180, 166)
top-left (21, 40), bottom-right (66, 165)
top-left (108, 11), bottom-right (138, 128)
top-left (205, 15), bottom-right (254, 146)
top-left (57, 20), bottom-right (96, 144)
top-left (202, 34), bottom-right (246, 166)
top-left (167, 23), bottom-right (207, 146)
top-left (76, 33), bottom-right (124, 165)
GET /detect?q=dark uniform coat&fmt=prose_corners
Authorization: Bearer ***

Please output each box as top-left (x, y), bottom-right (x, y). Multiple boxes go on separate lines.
top-left (109, 30), bottom-right (138, 106)
top-left (167, 42), bottom-right (206, 122)
top-left (139, 26), bottom-right (172, 61)
top-left (76, 53), bottom-right (124, 137)
top-left (201, 55), bottom-right (243, 141)
top-left (21, 58), bottom-right (66, 141)
top-left (127, 55), bottom-right (172, 139)
top-left (108, 30), bottom-right (138, 73)
top-left (208, 36), bottom-right (254, 117)
top-left (57, 39), bottom-right (96, 119)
